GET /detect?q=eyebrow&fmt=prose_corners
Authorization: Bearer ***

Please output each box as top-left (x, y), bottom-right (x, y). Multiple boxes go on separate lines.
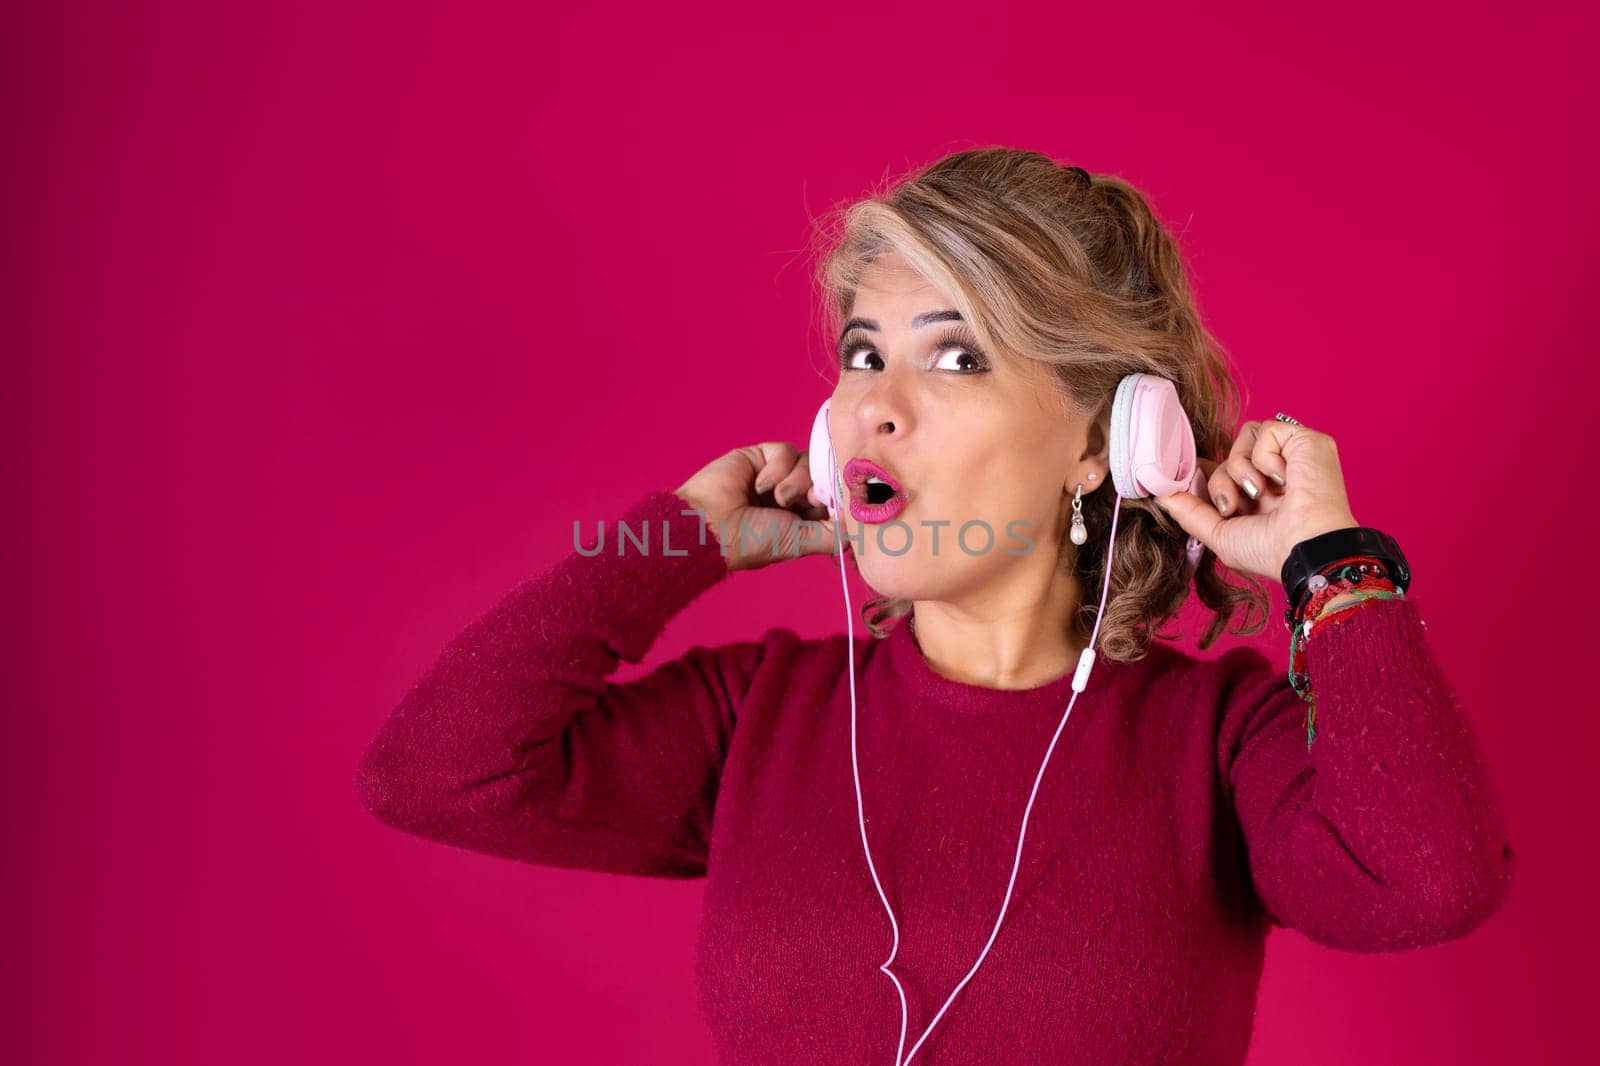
top-left (838, 309), bottom-right (963, 342)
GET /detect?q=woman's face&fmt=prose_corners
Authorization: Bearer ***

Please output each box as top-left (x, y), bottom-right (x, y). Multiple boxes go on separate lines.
top-left (827, 252), bottom-right (1094, 604)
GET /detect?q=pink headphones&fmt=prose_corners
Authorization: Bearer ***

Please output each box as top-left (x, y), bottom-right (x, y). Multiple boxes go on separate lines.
top-left (807, 372), bottom-right (1210, 1065)
top-left (809, 372), bottom-right (1209, 579)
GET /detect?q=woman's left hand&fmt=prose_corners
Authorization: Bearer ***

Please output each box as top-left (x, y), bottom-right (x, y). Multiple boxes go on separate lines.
top-left (1153, 419), bottom-right (1361, 584)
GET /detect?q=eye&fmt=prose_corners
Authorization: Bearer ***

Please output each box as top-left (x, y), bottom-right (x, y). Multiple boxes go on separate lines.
top-left (838, 332), bottom-right (883, 371)
top-left (836, 325), bottom-right (993, 374)
top-left (932, 345), bottom-right (987, 374)
top-left (929, 326), bottom-right (992, 375)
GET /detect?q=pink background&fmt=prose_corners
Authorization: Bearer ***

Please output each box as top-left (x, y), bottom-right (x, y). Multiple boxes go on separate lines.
top-left (6, 2), bottom-right (1593, 1063)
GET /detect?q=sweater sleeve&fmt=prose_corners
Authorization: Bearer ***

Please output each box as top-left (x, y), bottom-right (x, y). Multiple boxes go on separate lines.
top-left (1216, 594), bottom-right (1516, 952)
top-left (355, 489), bottom-right (766, 879)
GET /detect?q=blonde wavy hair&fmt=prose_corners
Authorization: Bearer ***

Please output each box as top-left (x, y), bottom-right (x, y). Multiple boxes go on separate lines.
top-left (806, 146), bottom-right (1270, 663)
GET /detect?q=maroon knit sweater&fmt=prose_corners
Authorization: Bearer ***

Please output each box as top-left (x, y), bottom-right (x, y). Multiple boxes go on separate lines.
top-left (356, 489), bottom-right (1516, 1065)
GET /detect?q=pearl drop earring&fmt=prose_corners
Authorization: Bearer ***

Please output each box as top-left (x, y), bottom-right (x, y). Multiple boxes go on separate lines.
top-left (1070, 483), bottom-right (1088, 545)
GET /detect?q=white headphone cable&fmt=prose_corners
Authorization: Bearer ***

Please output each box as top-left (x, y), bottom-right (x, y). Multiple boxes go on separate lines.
top-left (833, 483), bottom-right (1126, 1066)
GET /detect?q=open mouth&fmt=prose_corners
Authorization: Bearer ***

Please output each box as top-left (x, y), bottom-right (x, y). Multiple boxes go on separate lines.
top-left (863, 478), bottom-right (898, 506)
top-left (842, 458), bottom-right (909, 520)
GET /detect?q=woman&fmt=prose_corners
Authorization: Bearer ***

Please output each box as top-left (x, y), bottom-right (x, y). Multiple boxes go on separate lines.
top-left (356, 148), bottom-right (1515, 1065)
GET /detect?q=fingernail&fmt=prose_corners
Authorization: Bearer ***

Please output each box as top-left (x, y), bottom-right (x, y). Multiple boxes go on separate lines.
top-left (1241, 477), bottom-right (1260, 500)
top-left (1216, 493), bottom-right (1230, 513)
top-left (1269, 472), bottom-right (1285, 487)
top-left (754, 477), bottom-right (772, 494)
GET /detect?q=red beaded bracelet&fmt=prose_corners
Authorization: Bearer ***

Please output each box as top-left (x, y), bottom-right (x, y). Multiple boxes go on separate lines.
top-left (1287, 558), bottom-right (1406, 751)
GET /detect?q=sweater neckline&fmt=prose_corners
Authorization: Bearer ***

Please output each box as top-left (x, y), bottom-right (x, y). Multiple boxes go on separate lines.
top-left (884, 613), bottom-right (1139, 715)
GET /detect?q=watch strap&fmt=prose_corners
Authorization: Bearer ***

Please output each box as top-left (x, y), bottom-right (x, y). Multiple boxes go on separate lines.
top-left (1280, 526), bottom-right (1411, 624)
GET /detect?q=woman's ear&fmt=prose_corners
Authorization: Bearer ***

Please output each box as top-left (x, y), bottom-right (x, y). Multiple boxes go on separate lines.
top-left (1080, 402), bottom-right (1113, 472)
top-left (1061, 402), bottom-right (1114, 499)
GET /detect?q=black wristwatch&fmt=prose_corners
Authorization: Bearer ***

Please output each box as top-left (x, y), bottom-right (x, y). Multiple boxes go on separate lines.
top-left (1280, 526), bottom-right (1411, 629)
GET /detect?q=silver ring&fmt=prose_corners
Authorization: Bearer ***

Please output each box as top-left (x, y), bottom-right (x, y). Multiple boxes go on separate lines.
top-left (1273, 412), bottom-right (1302, 426)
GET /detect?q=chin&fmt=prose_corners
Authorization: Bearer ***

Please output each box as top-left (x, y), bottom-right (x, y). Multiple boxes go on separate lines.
top-left (854, 552), bottom-right (951, 603)
top-left (853, 554), bottom-right (913, 598)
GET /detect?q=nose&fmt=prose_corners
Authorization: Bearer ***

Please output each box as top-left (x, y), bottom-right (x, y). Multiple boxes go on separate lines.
top-left (852, 378), bottom-right (913, 443)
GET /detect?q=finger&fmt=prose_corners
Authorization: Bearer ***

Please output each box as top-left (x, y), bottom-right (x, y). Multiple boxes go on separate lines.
top-left (1154, 488), bottom-right (1226, 554)
top-left (791, 515), bottom-right (846, 558)
top-left (1205, 442), bottom-right (1247, 517)
top-left (1220, 422), bottom-right (1272, 511)
top-left (1248, 422), bottom-right (1291, 491)
top-left (750, 442), bottom-right (801, 494)
top-left (772, 449), bottom-right (814, 508)
top-left (1200, 456), bottom-right (1237, 517)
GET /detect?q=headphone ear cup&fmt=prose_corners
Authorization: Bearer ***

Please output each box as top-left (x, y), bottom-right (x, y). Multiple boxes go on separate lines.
top-left (808, 400), bottom-right (837, 512)
top-left (1107, 373), bottom-right (1141, 498)
top-left (1110, 373), bottom-right (1201, 500)
top-left (1109, 372), bottom-right (1209, 582)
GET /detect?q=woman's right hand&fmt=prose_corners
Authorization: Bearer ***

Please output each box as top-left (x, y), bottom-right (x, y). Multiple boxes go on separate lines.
top-left (674, 442), bottom-right (847, 573)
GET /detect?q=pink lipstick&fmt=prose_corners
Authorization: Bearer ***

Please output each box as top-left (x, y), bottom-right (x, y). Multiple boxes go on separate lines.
top-left (843, 458), bottom-right (910, 524)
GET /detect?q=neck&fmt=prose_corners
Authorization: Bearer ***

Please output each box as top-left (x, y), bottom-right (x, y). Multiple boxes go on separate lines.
top-left (906, 557), bottom-right (1091, 691)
